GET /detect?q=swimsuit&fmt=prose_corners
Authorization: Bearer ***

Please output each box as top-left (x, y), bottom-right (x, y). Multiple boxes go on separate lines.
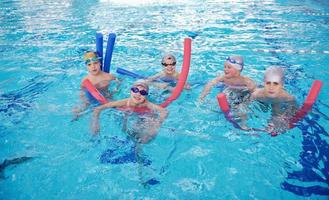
top-left (223, 86), bottom-right (251, 106)
top-left (117, 98), bottom-right (152, 114)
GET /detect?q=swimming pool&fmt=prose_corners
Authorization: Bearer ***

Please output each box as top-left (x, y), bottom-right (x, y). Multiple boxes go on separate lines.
top-left (0, 0), bottom-right (328, 199)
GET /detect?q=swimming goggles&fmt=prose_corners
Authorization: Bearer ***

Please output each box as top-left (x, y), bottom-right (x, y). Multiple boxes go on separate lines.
top-left (131, 87), bottom-right (148, 96)
top-left (85, 57), bottom-right (100, 65)
top-left (162, 61), bottom-right (176, 67)
top-left (226, 57), bottom-right (244, 69)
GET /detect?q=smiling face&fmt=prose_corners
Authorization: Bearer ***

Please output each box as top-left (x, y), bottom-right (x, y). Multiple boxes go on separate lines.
top-left (264, 81), bottom-right (283, 98)
top-left (162, 62), bottom-right (176, 75)
top-left (161, 54), bottom-right (177, 75)
top-left (224, 62), bottom-right (240, 78)
top-left (130, 85), bottom-right (148, 104)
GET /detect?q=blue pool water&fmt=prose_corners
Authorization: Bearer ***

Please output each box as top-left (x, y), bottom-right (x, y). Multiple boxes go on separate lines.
top-left (1, 0), bottom-right (328, 199)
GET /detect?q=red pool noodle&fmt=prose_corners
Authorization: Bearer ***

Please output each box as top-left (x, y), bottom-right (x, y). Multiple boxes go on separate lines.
top-left (160, 38), bottom-right (192, 108)
top-left (216, 93), bottom-right (246, 130)
top-left (82, 37), bottom-right (192, 111)
top-left (82, 79), bottom-right (152, 113)
top-left (216, 80), bottom-right (323, 133)
top-left (82, 79), bottom-right (108, 104)
top-left (217, 93), bottom-right (230, 113)
top-left (288, 80), bottom-right (322, 128)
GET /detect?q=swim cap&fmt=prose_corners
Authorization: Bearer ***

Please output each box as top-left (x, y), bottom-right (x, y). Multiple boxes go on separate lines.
top-left (83, 52), bottom-right (100, 64)
top-left (161, 54), bottom-right (177, 65)
top-left (264, 66), bottom-right (284, 84)
top-left (225, 55), bottom-right (244, 71)
top-left (133, 80), bottom-right (149, 92)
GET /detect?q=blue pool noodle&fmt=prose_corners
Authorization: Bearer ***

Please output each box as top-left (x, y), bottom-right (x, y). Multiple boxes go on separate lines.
top-left (117, 67), bottom-right (146, 79)
top-left (116, 67), bottom-right (223, 87)
top-left (96, 33), bottom-right (103, 67)
top-left (103, 33), bottom-right (116, 73)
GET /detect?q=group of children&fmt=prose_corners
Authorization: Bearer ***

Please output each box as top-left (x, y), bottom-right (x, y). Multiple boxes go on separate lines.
top-left (199, 55), bottom-right (296, 132)
top-left (73, 51), bottom-right (297, 141)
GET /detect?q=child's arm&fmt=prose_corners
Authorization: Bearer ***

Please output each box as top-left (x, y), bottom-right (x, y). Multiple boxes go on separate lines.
top-left (108, 73), bottom-right (122, 95)
top-left (250, 88), bottom-right (264, 101)
top-left (72, 84), bottom-right (91, 121)
top-left (91, 99), bottom-right (128, 135)
top-left (148, 103), bottom-right (169, 123)
top-left (145, 72), bottom-right (170, 90)
top-left (145, 72), bottom-right (163, 82)
top-left (137, 102), bottom-right (169, 143)
top-left (244, 77), bottom-right (257, 93)
top-left (199, 76), bottom-right (223, 101)
top-left (173, 72), bottom-right (190, 90)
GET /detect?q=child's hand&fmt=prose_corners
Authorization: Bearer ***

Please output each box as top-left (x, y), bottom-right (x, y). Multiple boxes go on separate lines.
top-left (91, 108), bottom-right (101, 135)
top-left (71, 113), bottom-right (80, 122)
top-left (71, 108), bottom-right (83, 122)
top-left (91, 119), bottom-right (100, 135)
top-left (184, 84), bottom-right (191, 90)
top-left (93, 107), bottom-right (102, 116)
top-left (240, 125), bottom-right (251, 131)
top-left (157, 82), bottom-right (169, 89)
top-left (71, 103), bottom-right (89, 121)
top-left (137, 134), bottom-right (153, 144)
top-left (136, 119), bottom-right (161, 143)
top-left (198, 96), bottom-right (205, 102)
top-left (137, 126), bottom-right (158, 144)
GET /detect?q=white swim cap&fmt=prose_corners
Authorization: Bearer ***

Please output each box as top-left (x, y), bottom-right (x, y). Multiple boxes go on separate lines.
top-left (264, 66), bottom-right (284, 84)
top-left (161, 53), bottom-right (177, 65)
top-left (133, 80), bottom-right (149, 92)
top-left (225, 55), bottom-right (244, 71)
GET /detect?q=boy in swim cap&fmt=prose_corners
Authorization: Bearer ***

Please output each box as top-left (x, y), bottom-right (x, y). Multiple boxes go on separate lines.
top-left (199, 55), bottom-right (256, 100)
top-left (92, 80), bottom-right (168, 143)
top-left (251, 66), bottom-right (297, 134)
top-left (199, 55), bottom-right (256, 129)
top-left (146, 53), bottom-right (190, 91)
top-left (72, 51), bottom-right (120, 120)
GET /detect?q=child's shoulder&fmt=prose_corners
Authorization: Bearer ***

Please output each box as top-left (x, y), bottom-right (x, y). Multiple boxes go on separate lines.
top-left (214, 75), bottom-right (224, 81)
top-left (100, 71), bottom-right (116, 80)
top-left (80, 76), bottom-right (91, 88)
top-left (281, 90), bottom-right (295, 101)
top-left (241, 75), bottom-right (255, 82)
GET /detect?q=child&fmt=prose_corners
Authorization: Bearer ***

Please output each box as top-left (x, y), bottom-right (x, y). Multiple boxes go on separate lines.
top-left (92, 80), bottom-right (168, 143)
top-left (199, 55), bottom-right (256, 129)
top-left (199, 55), bottom-right (256, 100)
top-left (251, 66), bottom-right (297, 134)
top-left (146, 53), bottom-right (190, 91)
top-left (72, 51), bottom-right (119, 120)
